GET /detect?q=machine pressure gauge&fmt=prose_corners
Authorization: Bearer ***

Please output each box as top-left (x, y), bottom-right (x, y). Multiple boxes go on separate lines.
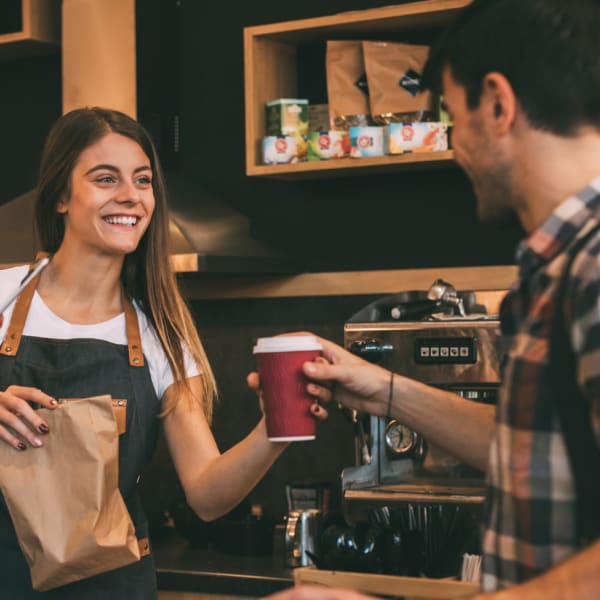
top-left (384, 419), bottom-right (418, 456)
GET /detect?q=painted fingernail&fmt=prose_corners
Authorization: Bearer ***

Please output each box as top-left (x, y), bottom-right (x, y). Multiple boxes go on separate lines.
top-left (17, 442), bottom-right (26, 451)
top-left (50, 399), bottom-right (57, 406)
top-left (33, 438), bottom-right (43, 448)
top-left (39, 423), bottom-right (49, 434)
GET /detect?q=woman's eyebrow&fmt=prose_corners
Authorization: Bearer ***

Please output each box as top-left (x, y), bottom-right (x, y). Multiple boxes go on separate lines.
top-left (85, 164), bottom-right (118, 176)
top-left (84, 164), bottom-right (151, 176)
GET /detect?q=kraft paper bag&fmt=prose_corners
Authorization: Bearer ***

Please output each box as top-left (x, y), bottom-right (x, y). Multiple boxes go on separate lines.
top-left (0, 395), bottom-right (140, 591)
top-left (362, 40), bottom-right (433, 123)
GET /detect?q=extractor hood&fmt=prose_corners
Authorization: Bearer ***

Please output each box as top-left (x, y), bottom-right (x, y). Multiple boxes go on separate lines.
top-left (0, 0), bottom-right (293, 274)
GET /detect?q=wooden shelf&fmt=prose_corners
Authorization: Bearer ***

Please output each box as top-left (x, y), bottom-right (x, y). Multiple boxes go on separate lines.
top-left (247, 150), bottom-right (456, 180)
top-left (243, 0), bottom-right (471, 179)
top-left (0, 0), bottom-right (61, 60)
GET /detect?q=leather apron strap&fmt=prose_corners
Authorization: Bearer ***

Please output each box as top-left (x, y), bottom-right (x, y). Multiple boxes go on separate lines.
top-left (0, 264), bottom-right (144, 368)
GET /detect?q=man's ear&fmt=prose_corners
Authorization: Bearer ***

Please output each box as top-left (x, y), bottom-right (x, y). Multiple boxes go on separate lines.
top-left (481, 72), bottom-right (516, 135)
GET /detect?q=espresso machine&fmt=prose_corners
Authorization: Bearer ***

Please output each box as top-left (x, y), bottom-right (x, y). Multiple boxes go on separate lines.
top-left (341, 280), bottom-right (507, 523)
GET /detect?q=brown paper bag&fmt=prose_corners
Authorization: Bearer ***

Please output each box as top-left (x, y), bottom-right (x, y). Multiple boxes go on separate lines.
top-left (362, 40), bottom-right (433, 123)
top-left (326, 40), bottom-right (372, 130)
top-left (0, 395), bottom-right (140, 591)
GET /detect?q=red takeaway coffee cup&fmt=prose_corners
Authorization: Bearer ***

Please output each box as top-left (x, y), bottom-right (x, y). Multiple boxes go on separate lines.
top-left (253, 336), bottom-right (323, 442)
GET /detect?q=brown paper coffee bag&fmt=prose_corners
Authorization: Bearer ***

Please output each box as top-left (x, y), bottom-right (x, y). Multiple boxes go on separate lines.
top-left (362, 40), bottom-right (433, 124)
top-left (325, 40), bottom-right (372, 130)
top-left (0, 395), bottom-right (140, 591)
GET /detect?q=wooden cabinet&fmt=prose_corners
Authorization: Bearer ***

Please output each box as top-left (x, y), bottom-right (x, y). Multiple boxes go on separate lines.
top-left (243, 0), bottom-right (470, 179)
top-left (0, 0), bottom-right (60, 60)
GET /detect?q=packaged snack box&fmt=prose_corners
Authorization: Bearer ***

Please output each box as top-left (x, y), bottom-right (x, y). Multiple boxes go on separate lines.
top-left (386, 122), bottom-right (448, 154)
top-left (307, 131), bottom-right (350, 160)
top-left (266, 99), bottom-right (309, 137)
top-left (262, 136), bottom-right (298, 164)
top-left (308, 104), bottom-right (331, 133)
top-left (349, 126), bottom-right (385, 158)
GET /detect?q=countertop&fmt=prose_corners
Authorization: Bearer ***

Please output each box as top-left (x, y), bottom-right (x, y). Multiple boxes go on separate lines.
top-left (152, 527), bottom-right (294, 596)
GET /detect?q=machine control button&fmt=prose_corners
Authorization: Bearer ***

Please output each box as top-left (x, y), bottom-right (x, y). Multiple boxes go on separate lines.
top-left (415, 336), bottom-right (478, 364)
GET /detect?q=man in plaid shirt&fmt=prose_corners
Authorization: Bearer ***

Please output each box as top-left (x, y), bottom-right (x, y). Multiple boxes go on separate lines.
top-left (259, 0), bottom-right (600, 598)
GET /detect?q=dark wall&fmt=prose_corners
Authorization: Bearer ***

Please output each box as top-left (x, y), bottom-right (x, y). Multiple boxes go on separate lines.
top-left (0, 52), bottom-right (61, 205)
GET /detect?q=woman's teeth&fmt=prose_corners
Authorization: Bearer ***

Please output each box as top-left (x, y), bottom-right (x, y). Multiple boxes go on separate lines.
top-left (103, 216), bottom-right (138, 226)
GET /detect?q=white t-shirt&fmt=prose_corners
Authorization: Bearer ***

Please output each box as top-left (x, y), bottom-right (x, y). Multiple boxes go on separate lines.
top-left (0, 265), bottom-right (199, 400)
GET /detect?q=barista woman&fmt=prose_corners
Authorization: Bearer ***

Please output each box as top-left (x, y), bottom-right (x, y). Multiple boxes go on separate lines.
top-left (0, 107), bottom-right (321, 599)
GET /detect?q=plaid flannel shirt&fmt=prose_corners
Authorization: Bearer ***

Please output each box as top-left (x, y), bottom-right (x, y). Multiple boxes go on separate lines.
top-left (481, 177), bottom-right (600, 591)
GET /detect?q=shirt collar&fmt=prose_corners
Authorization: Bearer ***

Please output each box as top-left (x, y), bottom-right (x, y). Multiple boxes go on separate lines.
top-left (515, 176), bottom-right (600, 281)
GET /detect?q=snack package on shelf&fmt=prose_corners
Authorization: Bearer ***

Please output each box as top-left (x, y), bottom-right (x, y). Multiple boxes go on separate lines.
top-left (308, 104), bottom-right (331, 133)
top-left (326, 41), bottom-right (373, 131)
top-left (362, 41), bottom-right (434, 125)
top-left (265, 98), bottom-right (309, 137)
top-left (349, 126), bottom-right (385, 158)
top-left (307, 131), bottom-right (350, 160)
top-left (262, 136), bottom-right (298, 164)
top-left (386, 122), bottom-right (448, 154)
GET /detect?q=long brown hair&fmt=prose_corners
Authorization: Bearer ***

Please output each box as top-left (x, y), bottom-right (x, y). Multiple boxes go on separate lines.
top-left (35, 107), bottom-right (217, 420)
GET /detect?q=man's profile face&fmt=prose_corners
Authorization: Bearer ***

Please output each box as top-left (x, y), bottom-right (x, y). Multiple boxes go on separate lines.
top-left (441, 67), bottom-right (516, 225)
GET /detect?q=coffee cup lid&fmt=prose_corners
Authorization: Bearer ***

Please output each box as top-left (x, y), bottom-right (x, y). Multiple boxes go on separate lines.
top-left (253, 335), bottom-right (322, 353)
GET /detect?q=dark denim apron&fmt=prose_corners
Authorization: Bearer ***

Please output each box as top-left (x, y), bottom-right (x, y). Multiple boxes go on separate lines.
top-left (0, 270), bottom-right (161, 599)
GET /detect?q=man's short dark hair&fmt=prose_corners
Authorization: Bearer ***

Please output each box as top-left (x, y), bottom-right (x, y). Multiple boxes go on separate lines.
top-left (423, 0), bottom-right (600, 135)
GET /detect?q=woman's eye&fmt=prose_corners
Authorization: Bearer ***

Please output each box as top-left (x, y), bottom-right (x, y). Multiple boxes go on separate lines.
top-left (136, 176), bottom-right (152, 186)
top-left (96, 175), bottom-right (116, 184)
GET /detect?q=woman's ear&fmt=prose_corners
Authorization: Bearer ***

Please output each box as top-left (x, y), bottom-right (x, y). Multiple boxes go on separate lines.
top-left (56, 195), bottom-right (69, 214)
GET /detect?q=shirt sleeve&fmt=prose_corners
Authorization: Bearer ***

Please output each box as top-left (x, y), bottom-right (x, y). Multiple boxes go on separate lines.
top-left (570, 241), bottom-right (600, 438)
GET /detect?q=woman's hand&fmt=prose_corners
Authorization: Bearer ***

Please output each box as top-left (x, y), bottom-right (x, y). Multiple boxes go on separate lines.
top-left (246, 356), bottom-right (330, 421)
top-left (0, 385), bottom-right (57, 450)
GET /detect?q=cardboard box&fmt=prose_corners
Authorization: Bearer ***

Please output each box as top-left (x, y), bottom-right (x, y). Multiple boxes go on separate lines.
top-left (266, 98), bottom-right (309, 137)
top-left (307, 131), bottom-right (350, 160)
top-left (349, 126), bottom-right (385, 157)
top-left (308, 104), bottom-right (330, 133)
top-left (386, 122), bottom-right (448, 154)
top-left (294, 565), bottom-right (479, 600)
top-left (262, 136), bottom-right (298, 164)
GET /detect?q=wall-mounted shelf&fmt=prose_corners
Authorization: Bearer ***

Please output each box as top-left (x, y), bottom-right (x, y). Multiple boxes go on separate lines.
top-left (0, 0), bottom-right (60, 60)
top-left (243, 0), bottom-right (470, 179)
top-left (246, 150), bottom-right (455, 180)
